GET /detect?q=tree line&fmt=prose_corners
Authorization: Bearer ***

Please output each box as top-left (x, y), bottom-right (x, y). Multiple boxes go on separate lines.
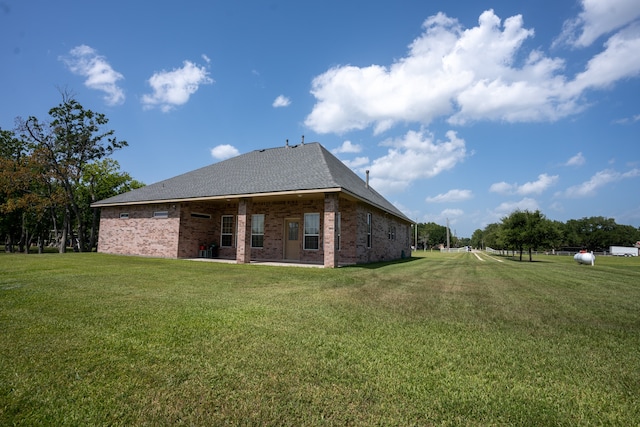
top-left (415, 211), bottom-right (640, 261)
top-left (1, 94), bottom-right (143, 253)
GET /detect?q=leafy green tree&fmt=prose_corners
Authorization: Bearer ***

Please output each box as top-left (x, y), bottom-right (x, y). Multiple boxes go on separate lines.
top-left (500, 210), bottom-right (560, 261)
top-left (565, 216), bottom-right (621, 250)
top-left (471, 228), bottom-right (484, 249)
top-left (501, 210), bottom-right (528, 260)
top-left (20, 95), bottom-right (127, 252)
top-left (0, 130), bottom-right (64, 253)
top-left (481, 223), bottom-right (503, 251)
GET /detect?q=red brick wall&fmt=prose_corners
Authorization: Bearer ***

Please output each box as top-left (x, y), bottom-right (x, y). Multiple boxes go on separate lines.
top-left (177, 202), bottom-right (220, 258)
top-left (355, 204), bottom-right (412, 264)
top-left (98, 195), bottom-right (411, 265)
top-left (97, 204), bottom-right (180, 258)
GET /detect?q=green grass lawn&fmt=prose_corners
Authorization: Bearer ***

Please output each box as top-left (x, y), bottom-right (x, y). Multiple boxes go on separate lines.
top-left (1, 251), bottom-right (639, 426)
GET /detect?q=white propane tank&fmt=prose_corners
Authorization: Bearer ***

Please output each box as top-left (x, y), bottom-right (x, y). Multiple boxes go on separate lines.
top-left (574, 251), bottom-right (595, 266)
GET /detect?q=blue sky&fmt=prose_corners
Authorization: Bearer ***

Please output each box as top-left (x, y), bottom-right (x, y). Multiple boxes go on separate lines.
top-left (2, 0), bottom-right (639, 237)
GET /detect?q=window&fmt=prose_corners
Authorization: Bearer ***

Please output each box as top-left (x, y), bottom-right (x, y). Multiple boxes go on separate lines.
top-left (119, 213), bottom-right (129, 219)
top-left (154, 211), bottom-right (168, 218)
top-left (221, 215), bottom-right (234, 247)
top-left (251, 214), bottom-right (264, 248)
top-left (366, 213), bottom-right (372, 248)
top-left (304, 213), bottom-right (320, 250)
top-left (388, 225), bottom-right (396, 240)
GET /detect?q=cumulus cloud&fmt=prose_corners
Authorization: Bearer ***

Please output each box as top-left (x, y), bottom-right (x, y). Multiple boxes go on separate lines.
top-left (341, 156), bottom-right (369, 169)
top-left (567, 25), bottom-right (640, 96)
top-left (489, 173), bottom-right (558, 195)
top-left (426, 189), bottom-right (473, 203)
top-left (559, 168), bottom-right (640, 197)
top-left (332, 140), bottom-right (362, 154)
top-left (272, 95), bottom-right (291, 108)
top-left (426, 208), bottom-right (466, 231)
top-left (60, 45), bottom-right (125, 105)
top-left (210, 144), bottom-right (239, 160)
top-left (555, 0), bottom-right (640, 48)
top-left (142, 60), bottom-right (213, 112)
top-left (493, 198), bottom-right (540, 219)
top-left (362, 129), bottom-right (466, 194)
top-left (305, 8), bottom-right (640, 134)
top-left (565, 152), bottom-right (586, 166)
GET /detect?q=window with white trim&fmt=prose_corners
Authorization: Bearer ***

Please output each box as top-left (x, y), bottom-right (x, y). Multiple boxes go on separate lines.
top-left (304, 213), bottom-right (320, 250)
top-left (366, 213), bottom-right (372, 248)
top-left (221, 215), bottom-right (234, 247)
top-left (251, 214), bottom-right (264, 248)
top-left (154, 211), bottom-right (168, 218)
top-left (119, 212), bottom-right (129, 219)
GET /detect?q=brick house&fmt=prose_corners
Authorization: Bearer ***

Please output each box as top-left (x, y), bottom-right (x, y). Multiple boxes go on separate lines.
top-left (92, 142), bottom-right (413, 267)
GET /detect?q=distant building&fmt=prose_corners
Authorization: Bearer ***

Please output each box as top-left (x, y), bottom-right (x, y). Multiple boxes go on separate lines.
top-left (92, 142), bottom-right (413, 267)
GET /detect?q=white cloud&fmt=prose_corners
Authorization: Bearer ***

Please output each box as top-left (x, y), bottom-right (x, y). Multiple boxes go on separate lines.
top-left (567, 25), bottom-right (640, 95)
top-left (201, 54), bottom-right (211, 64)
top-left (363, 129), bottom-right (466, 194)
top-left (565, 152), bottom-right (586, 166)
top-left (560, 168), bottom-right (640, 198)
top-left (614, 113), bottom-right (640, 124)
top-left (425, 208), bottom-right (466, 232)
top-left (341, 156), bottom-right (369, 169)
top-left (555, 0), bottom-right (640, 48)
top-left (332, 140), bottom-right (362, 154)
top-left (426, 189), bottom-right (473, 203)
top-left (272, 95), bottom-right (291, 108)
top-left (210, 144), bottom-right (239, 160)
top-left (489, 173), bottom-right (558, 195)
top-left (60, 45), bottom-right (125, 105)
top-left (493, 198), bottom-right (540, 219)
top-left (489, 181), bottom-right (513, 194)
top-left (441, 208), bottom-right (464, 218)
top-left (142, 60), bottom-right (213, 112)
top-left (304, 9), bottom-right (640, 134)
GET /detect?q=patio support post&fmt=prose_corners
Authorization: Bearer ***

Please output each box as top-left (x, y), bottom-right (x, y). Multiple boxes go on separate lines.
top-left (236, 198), bottom-right (252, 264)
top-left (323, 193), bottom-right (339, 268)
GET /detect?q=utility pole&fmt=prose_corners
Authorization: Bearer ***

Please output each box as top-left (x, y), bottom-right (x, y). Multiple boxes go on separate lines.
top-left (446, 218), bottom-right (450, 252)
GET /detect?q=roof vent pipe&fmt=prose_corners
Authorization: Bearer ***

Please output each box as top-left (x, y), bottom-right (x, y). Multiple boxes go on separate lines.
top-left (301, 135), bottom-right (305, 145)
top-left (366, 170), bottom-right (370, 188)
top-left (286, 139), bottom-right (289, 147)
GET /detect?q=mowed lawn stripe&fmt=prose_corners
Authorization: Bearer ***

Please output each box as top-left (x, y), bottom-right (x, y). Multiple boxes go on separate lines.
top-left (1, 252), bottom-right (639, 425)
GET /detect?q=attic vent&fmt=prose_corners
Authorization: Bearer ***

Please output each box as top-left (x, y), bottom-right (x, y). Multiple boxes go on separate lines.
top-left (366, 170), bottom-right (370, 188)
top-left (191, 213), bottom-right (211, 219)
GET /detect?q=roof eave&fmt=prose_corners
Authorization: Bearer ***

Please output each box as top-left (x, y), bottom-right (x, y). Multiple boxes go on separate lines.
top-left (92, 186), bottom-right (412, 223)
top-left (91, 187), bottom-right (343, 208)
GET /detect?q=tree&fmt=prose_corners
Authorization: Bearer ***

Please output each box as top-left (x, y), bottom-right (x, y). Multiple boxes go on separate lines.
top-left (471, 228), bottom-right (484, 249)
top-left (501, 210), bottom-right (560, 261)
top-left (501, 210), bottom-right (528, 260)
top-left (0, 129), bottom-right (64, 253)
top-left (565, 216), bottom-right (621, 250)
top-left (482, 223), bottom-right (503, 250)
top-left (19, 95), bottom-right (127, 252)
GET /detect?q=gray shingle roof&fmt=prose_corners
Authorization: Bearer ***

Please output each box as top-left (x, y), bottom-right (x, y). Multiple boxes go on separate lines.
top-left (93, 142), bottom-right (411, 222)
